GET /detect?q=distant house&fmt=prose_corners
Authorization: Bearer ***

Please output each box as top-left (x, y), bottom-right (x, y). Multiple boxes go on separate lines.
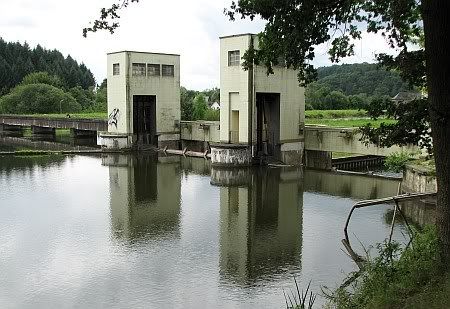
top-left (211, 102), bottom-right (220, 110)
top-left (392, 91), bottom-right (422, 103)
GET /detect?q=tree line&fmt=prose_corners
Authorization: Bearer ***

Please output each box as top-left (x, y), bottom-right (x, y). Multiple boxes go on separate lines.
top-left (0, 39), bottom-right (105, 114)
top-left (306, 63), bottom-right (412, 110)
top-left (0, 38), bottom-right (96, 95)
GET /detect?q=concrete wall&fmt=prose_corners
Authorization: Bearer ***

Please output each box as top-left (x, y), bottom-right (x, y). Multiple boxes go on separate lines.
top-left (180, 121), bottom-right (220, 143)
top-left (304, 126), bottom-right (419, 156)
top-left (107, 51), bottom-right (181, 146)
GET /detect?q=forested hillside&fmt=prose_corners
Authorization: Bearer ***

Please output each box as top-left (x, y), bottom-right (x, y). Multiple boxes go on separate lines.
top-left (0, 38), bottom-right (95, 95)
top-left (306, 63), bottom-right (412, 110)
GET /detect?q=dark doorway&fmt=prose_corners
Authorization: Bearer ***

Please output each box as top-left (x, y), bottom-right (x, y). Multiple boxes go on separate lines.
top-left (256, 93), bottom-right (281, 160)
top-left (133, 95), bottom-right (157, 146)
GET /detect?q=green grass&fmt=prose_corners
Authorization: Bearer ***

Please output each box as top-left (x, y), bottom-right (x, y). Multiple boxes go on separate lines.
top-left (332, 152), bottom-right (366, 158)
top-left (305, 118), bottom-right (396, 128)
top-left (402, 272), bottom-right (450, 309)
top-left (22, 113), bottom-right (107, 119)
top-left (305, 109), bottom-right (367, 119)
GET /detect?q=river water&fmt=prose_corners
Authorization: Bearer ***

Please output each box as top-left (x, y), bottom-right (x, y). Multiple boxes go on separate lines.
top-left (0, 153), bottom-right (407, 308)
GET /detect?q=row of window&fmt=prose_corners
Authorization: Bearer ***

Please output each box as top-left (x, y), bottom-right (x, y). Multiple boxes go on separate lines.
top-left (227, 50), bottom-right (285, 67)
top-left (112, 63), bottom-right (175, 77)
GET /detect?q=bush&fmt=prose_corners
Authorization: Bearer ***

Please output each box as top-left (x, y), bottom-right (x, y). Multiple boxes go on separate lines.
top-left (384, 152), bottom-right (415, 172)
top-left (328, 226), bottom-right (442, 308)
top-left (20, 72), bottom-right (63, 88)
top-left (0, 83), bottom-right (81, 114)
top-left (204, 109), bottom-right (220, 121)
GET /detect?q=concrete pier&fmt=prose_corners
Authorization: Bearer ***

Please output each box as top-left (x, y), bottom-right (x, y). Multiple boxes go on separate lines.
top-left (210, 144), bottom-right (252, 166)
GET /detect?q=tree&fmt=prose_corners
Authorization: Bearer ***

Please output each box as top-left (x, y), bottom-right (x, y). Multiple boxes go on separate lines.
top-left (224, 0), bottom-right (450, 261)
top-left (192, 94), bottom-right (208, 120)
top-left (181, 86), bottom-right (197, 121)
top-left (0, 38), bottom-right (96, 93)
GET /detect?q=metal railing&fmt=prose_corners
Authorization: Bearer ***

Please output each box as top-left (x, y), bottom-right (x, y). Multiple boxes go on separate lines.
top-left (342, 191), bottom-right (437, 269)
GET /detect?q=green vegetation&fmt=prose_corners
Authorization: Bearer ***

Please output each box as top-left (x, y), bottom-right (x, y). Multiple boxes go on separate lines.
top-left (328, 226), bottom-right (444, 309)
top-left (0, 71), bottom-right (106, 114)
top-left (305, 118), bottom-right (396, 128)
top-left (384, 152), bottom-right (416, 172)
top-left (24, 112), bottom-right (107, 119)
top-left (181, 86), bottom-right (220, 121)
top-left (284, 279), bottom-right (316, 309)
top-left (305, 63), bottom-right (411, 110)
top-left (305, 109), bottom-right (367, 119)
top-left (192, 94), bottom-right (208, 120)
top-left (0, 83), bottom-right (81, 114)
top-left (0, 38), bottom-right (95, 95)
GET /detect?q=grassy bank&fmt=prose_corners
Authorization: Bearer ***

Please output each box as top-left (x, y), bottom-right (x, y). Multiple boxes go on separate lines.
top-left (21, 113), bottom-right (107, 119)
top-left (305, 118), bottom-right (396, 128)
top-left (5, 110), bottom-right (398, 128)
top-left (305, 109), bottom-right (367, 119)
top-left (327, 226), bottom-right (446, 309)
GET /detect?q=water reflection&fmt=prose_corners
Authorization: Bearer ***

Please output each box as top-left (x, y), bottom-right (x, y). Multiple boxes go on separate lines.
top-left (213, 167), bottom-right (303, 286)
top-left (103, 154), bottom-right (182, 241)
top-left (304, 169), bottom-right (401, 199)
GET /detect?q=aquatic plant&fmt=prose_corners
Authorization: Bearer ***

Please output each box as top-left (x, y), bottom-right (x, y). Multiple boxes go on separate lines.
top-left (284, 278), bottom-right (316, 309)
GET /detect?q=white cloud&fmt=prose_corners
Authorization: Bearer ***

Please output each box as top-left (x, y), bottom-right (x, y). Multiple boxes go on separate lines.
top-left (0, 0), bottom-right (394, 90)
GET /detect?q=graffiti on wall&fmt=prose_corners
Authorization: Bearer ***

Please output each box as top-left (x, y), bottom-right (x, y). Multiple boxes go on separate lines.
top-left (108, 108), bottom-right (119, 128)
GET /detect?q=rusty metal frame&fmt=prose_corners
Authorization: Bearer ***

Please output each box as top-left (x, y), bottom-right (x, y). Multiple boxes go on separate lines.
top-left (342, 191), bottom-right (437, 269)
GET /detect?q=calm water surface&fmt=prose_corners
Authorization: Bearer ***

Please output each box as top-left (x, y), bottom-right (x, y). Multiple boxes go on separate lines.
top-left (0, 154), bottom-right (406, 308)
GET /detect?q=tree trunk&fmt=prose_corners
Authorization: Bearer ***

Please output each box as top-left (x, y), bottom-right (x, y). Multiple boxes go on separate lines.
top-left (422, 0), bottom-right (450, 262)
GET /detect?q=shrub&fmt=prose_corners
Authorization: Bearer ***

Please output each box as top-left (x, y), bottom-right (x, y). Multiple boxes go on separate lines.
top-left (20, 71), bottom-right (63, 88)
top-left (328, 226), bottom-right (442, 308)
top-left (204, 109), bottom-right (220, 121)
top-left (384, 152), bottom-right (415, 172)
top-left (0, 83), bottom-right (81, 114)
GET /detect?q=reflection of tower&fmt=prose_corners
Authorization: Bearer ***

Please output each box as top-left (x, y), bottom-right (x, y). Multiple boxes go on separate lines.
top-left (215, 167), bottom-right (304, 285)
top-left (103, 154), bottom-right (182, 240)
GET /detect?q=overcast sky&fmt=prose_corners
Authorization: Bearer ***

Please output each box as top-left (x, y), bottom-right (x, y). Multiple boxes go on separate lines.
top-left (0, 0), bottom-right (396, 90)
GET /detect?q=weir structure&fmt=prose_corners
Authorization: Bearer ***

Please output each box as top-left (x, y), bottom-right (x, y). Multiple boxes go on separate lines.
top-left (211, 34), bottom-right (305, 166)
top-left (98, 51), bottom-right (181, 150)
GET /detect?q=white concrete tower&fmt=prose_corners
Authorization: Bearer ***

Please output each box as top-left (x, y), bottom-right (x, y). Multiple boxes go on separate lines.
top-left (215, 34), bottom-right (305, 166)
top-left (99, 51), bottom-right (180, 149)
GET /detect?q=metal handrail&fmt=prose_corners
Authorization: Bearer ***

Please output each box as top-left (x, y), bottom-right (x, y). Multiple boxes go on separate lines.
top-left (342, 191), bottom-right (437, 269)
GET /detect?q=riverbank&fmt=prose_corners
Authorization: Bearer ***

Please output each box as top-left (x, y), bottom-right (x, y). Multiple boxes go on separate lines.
top-left (327, 226), bottom-right (446, 309)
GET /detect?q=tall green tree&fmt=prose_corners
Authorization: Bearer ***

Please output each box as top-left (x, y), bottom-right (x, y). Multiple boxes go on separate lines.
top-left (192, 94), bottom-right (208, 120)
top-left (0, 38), bottom-right (96, 94)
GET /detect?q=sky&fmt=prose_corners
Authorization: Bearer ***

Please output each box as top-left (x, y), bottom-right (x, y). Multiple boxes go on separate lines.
top-left (0, 0), bottom-right (397, 90)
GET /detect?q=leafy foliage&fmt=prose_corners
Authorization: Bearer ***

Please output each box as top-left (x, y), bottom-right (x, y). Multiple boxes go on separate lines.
top-left (306, 63), bottom-right (411, 110)
top-left (0, 38), bottom-right (96, 95)
top-left (20, 72), bottom-right (63, 88)
top-left (83, 0), bottom-right (140, 37)
top-left (384, 152), bottom-right (415, 172)
top-left (0, 83), bottom-right (81, 114)
top-left (328, 226), bottom-right (442, 308)
top-left (226, 1), bottom-right (422, 85)
top-left (192, 94), bottom-right (208, 120)
top-left (181, 87), bottom-right (220, 121)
